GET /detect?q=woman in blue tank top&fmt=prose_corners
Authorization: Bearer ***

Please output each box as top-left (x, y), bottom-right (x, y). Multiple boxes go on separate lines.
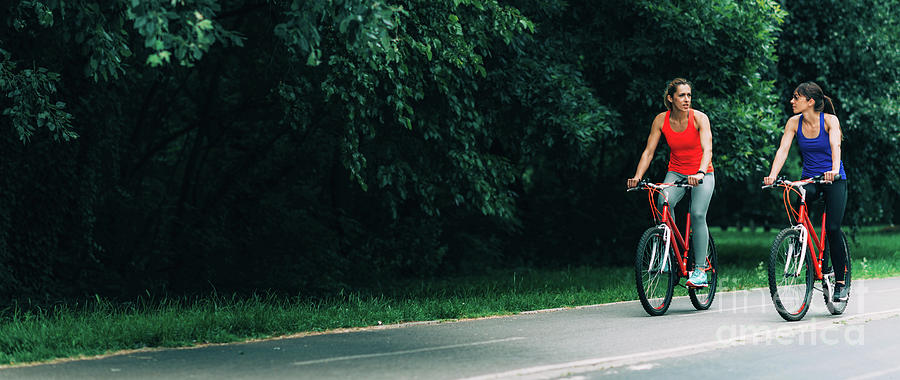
top-left (762, 82), bottom-right (849, 302)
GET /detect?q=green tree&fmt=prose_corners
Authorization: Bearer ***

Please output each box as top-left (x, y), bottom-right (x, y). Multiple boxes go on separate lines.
top-left (776, 0), bottom-right (900, 225)
top-left (0, 0), bottom-right (612, 297)
top-left (0, 0), bottom-right (794, 300)
top-left (500, 0), bottom-right (786, 263)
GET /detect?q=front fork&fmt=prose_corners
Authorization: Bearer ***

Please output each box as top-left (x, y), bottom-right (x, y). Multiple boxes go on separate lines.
top-left (648, 224), bottom-right (671, 273)
top-left (787, 224), bottom-right (809, 277)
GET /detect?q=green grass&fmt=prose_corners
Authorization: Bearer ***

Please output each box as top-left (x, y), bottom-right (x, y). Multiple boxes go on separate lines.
top-left (1, 226), bottom-right (898, 366)
top-left (714, 225), bottom-right (900, 285)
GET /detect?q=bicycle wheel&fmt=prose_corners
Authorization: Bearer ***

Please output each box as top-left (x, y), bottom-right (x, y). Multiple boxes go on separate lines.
top-left (689, 235), bottom-right (718, 310)
top-left (824, 231), bottom-right (852, 315)
top-left (635, 226), bottom-right (675, 316)
top-left (768, 227), bottom-right (814, 321)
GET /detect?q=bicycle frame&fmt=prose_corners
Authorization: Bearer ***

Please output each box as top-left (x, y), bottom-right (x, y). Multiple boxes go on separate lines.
top-left (784, 183), bottom-right (829, 281)
top-left (631, 178), bottom-right (720, 315)
top-left (630, 181), bottom-right (696, 278)
top-left (656, 201), bottom-right (692, 277)
top-left (763, 174), bottom-right (850, 321)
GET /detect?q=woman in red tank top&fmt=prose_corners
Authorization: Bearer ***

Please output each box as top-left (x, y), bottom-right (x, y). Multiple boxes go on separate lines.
top-left (627, 78), bottom-right (715, 287)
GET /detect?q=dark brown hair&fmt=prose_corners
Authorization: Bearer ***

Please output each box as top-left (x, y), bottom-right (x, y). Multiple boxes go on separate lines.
top-left (795, 82), bottom-right (836, 115)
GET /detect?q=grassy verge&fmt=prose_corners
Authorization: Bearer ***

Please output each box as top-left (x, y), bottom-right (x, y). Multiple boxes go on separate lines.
top-left (1, 227), bottom-right (898, 366)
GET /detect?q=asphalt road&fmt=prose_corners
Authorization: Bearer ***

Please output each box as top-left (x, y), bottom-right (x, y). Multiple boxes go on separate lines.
top-left (2, 277), bottom-right (899, 379)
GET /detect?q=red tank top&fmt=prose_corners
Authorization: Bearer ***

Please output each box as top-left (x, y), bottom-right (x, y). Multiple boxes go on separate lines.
top-left (661, 109), bottom-right (714, 175)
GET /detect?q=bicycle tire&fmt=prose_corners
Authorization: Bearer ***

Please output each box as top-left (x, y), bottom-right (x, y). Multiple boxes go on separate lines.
top-left (825, 231), bottom-right (852, 315)
top-left (635, 226), bottom-right (675, 316)
top-left (689, 235), bottom-right (718, 310)
top-left (768, 227), bottom-right (814, 321)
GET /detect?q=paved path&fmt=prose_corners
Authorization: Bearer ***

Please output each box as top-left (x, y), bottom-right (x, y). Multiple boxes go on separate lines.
top-left (2, 277), bottom-right (899, 379)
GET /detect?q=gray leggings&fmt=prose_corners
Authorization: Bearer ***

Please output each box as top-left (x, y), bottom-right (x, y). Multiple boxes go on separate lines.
top-left (657, 171), bottom-right (715, 268)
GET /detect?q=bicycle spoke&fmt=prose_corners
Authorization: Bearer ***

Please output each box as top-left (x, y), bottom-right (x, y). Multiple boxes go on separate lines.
top-left (635, 227), bottom-right (674, 315)
top-left (642, 239), bottom-right (668, 307)
top-left (768, 228), bottom-right (813, 321)
top-left (689, 235), bottom-right (717, 310)
top-left (776, 238), bottom-right (804, 311)
top-left (825, 231), bottom-right (851, 315)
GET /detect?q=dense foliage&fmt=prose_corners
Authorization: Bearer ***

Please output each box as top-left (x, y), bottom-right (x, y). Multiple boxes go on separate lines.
top-left (776, 0), bottom-right (900, 225)
top-left (0, 0), bottom-right (895, 300)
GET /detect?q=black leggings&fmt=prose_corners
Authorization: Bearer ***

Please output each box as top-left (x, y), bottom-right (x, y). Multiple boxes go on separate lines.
top-left (804, 180), bottom-right (848, 282)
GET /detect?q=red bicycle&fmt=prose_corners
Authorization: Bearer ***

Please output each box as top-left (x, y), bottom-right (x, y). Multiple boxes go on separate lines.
top-left (762, 175), bottom-right (851, 321)
top-left (628, 178), bottom-right (718, 316)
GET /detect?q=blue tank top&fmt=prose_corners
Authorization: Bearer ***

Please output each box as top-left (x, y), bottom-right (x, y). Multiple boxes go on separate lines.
top-left (796, 113), bottom-right (846, 179)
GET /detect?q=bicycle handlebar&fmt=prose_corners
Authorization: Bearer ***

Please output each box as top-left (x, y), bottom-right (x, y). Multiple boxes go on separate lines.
top-left (761, 173), bottom-right (842, 189)
top-left (627, 177), bottom-right (702, 192)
